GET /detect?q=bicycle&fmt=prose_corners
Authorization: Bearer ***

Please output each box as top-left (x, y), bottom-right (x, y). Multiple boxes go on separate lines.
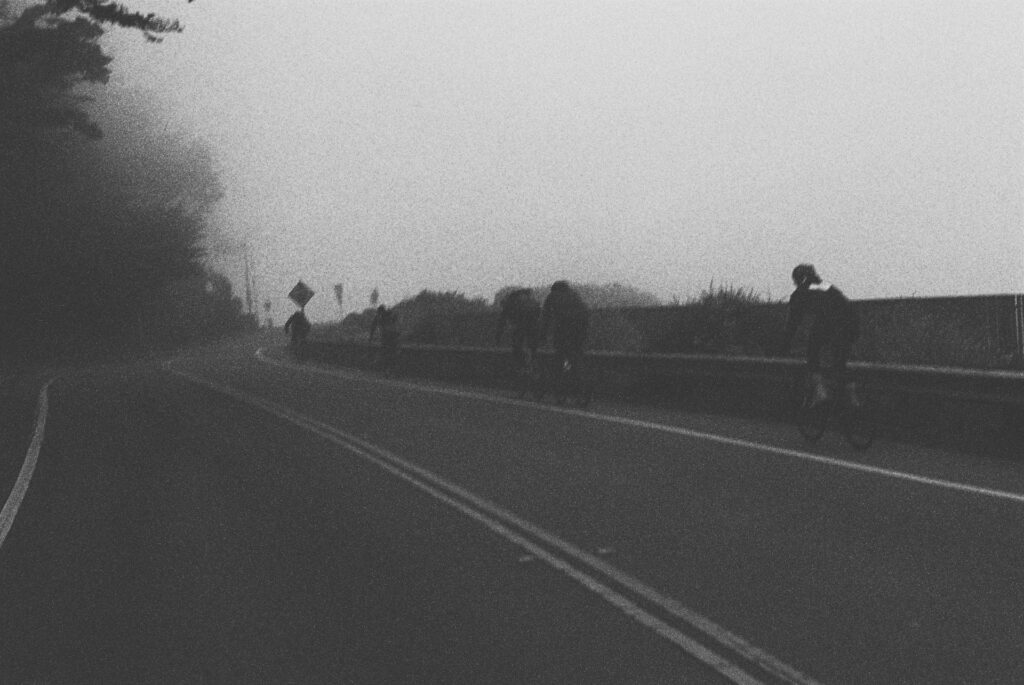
top-left (288, 332), bottom-right (309, 360)
top-left (369, 330), bottom-right (400, 374)
top-left (541, 351), bottom-right (593, 409)
top-left (796, 371), bottom-right (876, 449)
top-left (502, 346), bottom-right (542, 400)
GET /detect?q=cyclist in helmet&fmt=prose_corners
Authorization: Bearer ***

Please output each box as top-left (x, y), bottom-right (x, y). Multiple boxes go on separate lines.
top-left (495, 288), bottom-right (541, 372)
top-left (540, 280), bottom-right (589, 376)
top-left (780, 264), bottom-right (860, 407)
top-left (369, 304), bottom-right (400, 369)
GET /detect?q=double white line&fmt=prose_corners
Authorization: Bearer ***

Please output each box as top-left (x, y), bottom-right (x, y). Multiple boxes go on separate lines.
top-left (256, 350), bottom-right (1024, 506)
top-left (169, 365), bottom-right (819, 685)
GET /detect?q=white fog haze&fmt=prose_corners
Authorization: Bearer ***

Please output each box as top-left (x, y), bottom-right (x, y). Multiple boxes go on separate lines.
top-left (100, 1), bottom-right (1022, 323)
top-left (8, 6), bottom-right (1024, 681)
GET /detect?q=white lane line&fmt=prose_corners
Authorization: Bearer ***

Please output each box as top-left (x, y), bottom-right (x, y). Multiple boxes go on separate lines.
top-left (0, 378), bottom-right (57, 551)
top-left (170, 365), bottom-right (821, 685)
top-left (255, 349), bottom-right (1024, 505)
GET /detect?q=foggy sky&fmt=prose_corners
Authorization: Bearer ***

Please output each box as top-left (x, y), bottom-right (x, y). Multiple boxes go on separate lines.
top-left (102, 1), bottom-right (1023, 322)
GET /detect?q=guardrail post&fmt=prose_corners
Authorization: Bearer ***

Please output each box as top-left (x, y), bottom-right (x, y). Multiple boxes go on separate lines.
top-left (1015, 294), bottom-right (1024, 362)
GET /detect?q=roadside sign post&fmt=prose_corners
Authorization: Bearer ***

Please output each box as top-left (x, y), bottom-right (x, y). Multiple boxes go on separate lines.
top-left (334, 283), bottom-right (344, 318)
top-left (289, 281), bottom-right (315, 309)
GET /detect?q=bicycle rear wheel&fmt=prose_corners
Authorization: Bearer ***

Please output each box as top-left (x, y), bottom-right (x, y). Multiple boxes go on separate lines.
top-left (841, 402), bottom-right (876, 450)
top-left (796, 398), bottom-right (829, 442)
top-left (572, 372), bottom-right (593, 409)
top-left (549, 374), bottom-right (592, 408)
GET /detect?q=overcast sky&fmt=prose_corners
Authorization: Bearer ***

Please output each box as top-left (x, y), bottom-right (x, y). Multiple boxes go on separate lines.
top-left (102, 1), bottom-right (1022, 322)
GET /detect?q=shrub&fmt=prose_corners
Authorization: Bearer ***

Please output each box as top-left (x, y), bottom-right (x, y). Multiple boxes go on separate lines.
top-left (678, 283), bottom-right (780, 354)
top-left (588, 309), bottom-right (644, 353)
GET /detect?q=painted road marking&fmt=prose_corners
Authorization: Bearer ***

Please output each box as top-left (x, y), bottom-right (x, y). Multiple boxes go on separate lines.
top-left (0, 378), bottom-right (56, 551)
top-left (170, 366), bottom-right (821, 685)
top-left (256, 349), bottom-right (1024, 505)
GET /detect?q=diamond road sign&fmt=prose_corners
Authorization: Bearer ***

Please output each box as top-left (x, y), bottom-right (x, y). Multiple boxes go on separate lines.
top-left (288, 281), bottom-right (315, 307)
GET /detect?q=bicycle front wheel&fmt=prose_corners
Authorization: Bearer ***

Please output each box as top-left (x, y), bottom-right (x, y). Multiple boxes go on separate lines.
top-left (842, 402), bottom-right (876, 450)
top-left (553, 380), bottom-right (568, 406)
top-left (517, 371), bottom-right (545, 401)
top-left (572, 374), bottom-right (593, 409)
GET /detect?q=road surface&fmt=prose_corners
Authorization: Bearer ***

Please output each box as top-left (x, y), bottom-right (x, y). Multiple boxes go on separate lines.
top-left (2, 336), bottom-right (1023, 683)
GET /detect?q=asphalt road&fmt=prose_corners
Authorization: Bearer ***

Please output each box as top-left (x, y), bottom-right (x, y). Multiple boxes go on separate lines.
top-left (2, 337), bottom-right (1024, 683)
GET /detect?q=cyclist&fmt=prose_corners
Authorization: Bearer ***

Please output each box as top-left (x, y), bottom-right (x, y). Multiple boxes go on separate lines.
top-left (495, 288), bottom-right (541, 373)
top-left (779, 264), bottom-right (860, 407)
top-left (368, 304), bottom-right (399, 369)
top-left (540, 280), bottom-right (589, 380)
top-left (284, 307), bottom-right (311, 350)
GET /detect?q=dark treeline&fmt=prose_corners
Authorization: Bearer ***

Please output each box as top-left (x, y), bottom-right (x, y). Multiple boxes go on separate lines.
top-left (337, 283), bottom-right (667, 347)
top-left (492, 282), bottom-right (662, 310)
top-left (341, 290), bottom-right (492, 345)
top-left (0, 1), bottom-right (252, 364)
top-left (337, 284), bottom-right (1022, 368)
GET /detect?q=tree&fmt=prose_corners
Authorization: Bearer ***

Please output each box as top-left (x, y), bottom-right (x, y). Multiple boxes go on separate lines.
top-left (156, 269), bottom-right (255, 348)
top-left (493, 282), bottom-right (662, 309)
top-left (573, 282), bottom-right (662, 309)
top-left (492, 285), bottom-right (541, 308)
top-left (0, 1), bottom-right (190, 139)
top-left (391, 290), bottom-right (490, 344)
top-left (1, 7), bottom-right (105, 142)
top-left (0, 0), bottom-right (230, 361)
top-left (16, 1), bottom-right (187, 39)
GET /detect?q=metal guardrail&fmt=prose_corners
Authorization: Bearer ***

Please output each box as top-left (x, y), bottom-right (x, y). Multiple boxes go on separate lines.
top-left (300, 338), bottom-right (1024, 454)
top-left (848, 360), bottom-right (1024, 406)
top-left (616, 351), bottom-right (1024, 406)
top-left (311, 339), bottom-right (1024, 407)
top-left (302, 338), bottom-right (1024, 456)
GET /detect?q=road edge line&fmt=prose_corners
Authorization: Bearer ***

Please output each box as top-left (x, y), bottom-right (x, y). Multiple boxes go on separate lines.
top-left (0, 377), bottom-right (57, 551)
top-left (255, 348), bottom-right (1024, 505)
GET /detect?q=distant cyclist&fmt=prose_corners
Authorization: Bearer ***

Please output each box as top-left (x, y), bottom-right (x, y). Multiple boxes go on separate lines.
top-left (284, 307), bottom-right (311, 351)
top-left (540, 280), bottom-right (589, 377)
top-left (495, 288), bottom-right (541, 372)
top-left (779, 264), bottom-right (860, 407)
top-left (368, 304), bottom-right (400, 369)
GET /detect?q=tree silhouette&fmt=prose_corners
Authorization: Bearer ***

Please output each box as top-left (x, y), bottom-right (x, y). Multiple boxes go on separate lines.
top-left (0, 1), bottom-right (246, 362)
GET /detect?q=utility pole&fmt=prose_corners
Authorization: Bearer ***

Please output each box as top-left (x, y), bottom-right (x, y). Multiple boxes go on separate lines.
top-left (334, 282), bottom-right (345, 320)
top-left (1016, 294), bottom-right (1023, 360)
top-left (243, 250), bottom-right (254, 318)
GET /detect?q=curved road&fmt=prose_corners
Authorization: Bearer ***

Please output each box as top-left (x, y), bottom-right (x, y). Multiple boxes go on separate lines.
top-left (2, 337), bottom-right (1023, 683)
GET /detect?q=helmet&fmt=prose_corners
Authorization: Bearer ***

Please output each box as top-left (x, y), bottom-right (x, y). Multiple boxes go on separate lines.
top-left (791, 264), bottom-right (818, 286)
top-left (551, 280), bottom-right (570, 292)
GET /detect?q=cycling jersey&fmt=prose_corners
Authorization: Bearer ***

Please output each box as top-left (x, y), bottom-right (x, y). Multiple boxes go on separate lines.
top-left (541, 286), bottom-right (589, 359)
top-left (784, 282), bottom-right (859, 372)
top-left (284, 310), bottom-right (311, 343)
